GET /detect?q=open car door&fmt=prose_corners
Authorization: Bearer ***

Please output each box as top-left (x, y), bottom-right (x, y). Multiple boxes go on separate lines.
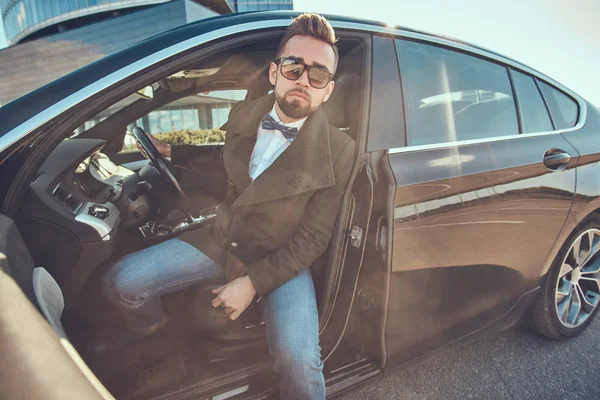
top-left (0, 214), bottom-right (113, 400)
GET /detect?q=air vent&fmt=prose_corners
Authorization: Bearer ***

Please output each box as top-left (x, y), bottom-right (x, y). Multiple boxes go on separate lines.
top-left (52, 184), bottom-right (82, 213)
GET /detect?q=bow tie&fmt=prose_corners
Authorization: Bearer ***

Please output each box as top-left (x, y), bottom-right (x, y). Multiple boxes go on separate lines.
top-left (261, 113), bottom-right (298, 140)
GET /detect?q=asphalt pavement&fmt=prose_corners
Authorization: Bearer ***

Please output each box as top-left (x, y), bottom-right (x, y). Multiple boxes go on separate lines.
top-left (343, 316), bottom-right (600, 400)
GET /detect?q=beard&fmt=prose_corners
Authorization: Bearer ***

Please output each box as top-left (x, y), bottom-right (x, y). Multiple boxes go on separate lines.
top-left (275, 88), bottom-right (314, 119)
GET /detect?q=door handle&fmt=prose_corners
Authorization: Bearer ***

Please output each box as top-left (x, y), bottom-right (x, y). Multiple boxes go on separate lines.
top-left (543, 150), bottom-right (571, 171)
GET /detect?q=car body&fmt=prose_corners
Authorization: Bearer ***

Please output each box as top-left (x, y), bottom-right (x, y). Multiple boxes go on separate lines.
top-left (1, 11), bottom-right (599, 400)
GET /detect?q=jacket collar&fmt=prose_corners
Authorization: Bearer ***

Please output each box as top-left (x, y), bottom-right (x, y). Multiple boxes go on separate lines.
top-left (222, 94), bottom-right (336, 208)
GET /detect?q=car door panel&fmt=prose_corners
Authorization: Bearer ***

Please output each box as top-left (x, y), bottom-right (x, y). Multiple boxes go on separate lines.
top-left (385, 133), bottom-right (577, 368)
top-left (0, 214), bottom-right (111, 399)
top-left (559, 105), bottom-right (600, 225)
top-left (320, 165), bottom-right (375, 368)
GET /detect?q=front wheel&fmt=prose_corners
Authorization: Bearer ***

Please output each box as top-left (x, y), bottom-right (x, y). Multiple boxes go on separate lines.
top-left (528, 215), bottom-right (600, 340)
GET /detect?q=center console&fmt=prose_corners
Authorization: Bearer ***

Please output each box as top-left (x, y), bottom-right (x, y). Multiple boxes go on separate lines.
top-left (139, 208), bottom-right (217, 239)
top-left (74, 202), bottom-right (120, 241)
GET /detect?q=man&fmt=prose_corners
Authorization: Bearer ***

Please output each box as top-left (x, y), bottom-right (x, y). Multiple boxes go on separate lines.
top-left (99, 13), bottom-right (355, 399)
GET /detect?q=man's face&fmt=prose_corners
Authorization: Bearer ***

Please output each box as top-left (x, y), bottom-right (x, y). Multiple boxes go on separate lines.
top-left (269, 35), bottom-right (336, 122)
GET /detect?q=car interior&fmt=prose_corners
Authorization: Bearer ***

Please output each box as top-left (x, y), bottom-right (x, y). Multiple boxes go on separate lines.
top-left (16, 34), bottom-right (367, 399)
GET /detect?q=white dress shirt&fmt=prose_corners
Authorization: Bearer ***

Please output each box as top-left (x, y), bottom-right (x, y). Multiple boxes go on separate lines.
top-left (248, 106), bottom-right (306, 181)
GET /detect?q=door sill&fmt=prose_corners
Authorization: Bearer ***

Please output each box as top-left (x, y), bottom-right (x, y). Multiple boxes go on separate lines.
top-left (145, 361), bottom-right (274, 400)
top-left (326, 358), bottom-right (381, 398)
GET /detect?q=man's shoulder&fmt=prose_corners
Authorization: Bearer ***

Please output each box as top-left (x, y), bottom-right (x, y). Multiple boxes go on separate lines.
top-left (225, 99), bottom-right (255, 125)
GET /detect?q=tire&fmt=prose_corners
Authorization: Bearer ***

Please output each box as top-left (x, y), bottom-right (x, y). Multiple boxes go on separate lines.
top-left (528, 215), bottom-right (600, 340)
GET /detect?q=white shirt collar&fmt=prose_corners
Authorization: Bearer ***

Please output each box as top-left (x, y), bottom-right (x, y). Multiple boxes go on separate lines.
top-left (268, 105), bottom-right (307, 132)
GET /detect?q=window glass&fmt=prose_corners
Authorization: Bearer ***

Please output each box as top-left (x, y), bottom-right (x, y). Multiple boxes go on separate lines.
top-left (182, 109), bottom-right (199, 130)
top-left (22, 0), bottom-right (31, 30)
top-left (30, 0), bottom-right (40, 25)
top-left (121, 90), bottom-right (247, 152)
top-left (37, 0), bottom-right (46, 22)
top-left (396, 40), bottom-right (519, 146)
top-left (170, 108), bottom-right (183, 132)
top-left (4, 16), bottom-right (9, 41)
top-left (538, 81), bottom-right (578, 129)
top-left (5, 10), bottom-right (11, 40)
top-left (510, 70), bottom-right (553, 133)
top-left (7, 10), bottom-right (13, 40)
top-left (15, 1), bottom-right (24, 31)
top-left (59, 1), bottom-right (68, 14)
top-left (52, 2), bottom-right (60, 17)
top-left (44, 2), bottom-right (53, 21)
top-left (71, 84), bottom-right (246, 151)
top-left (149, 113), bottom-right (159, 134)
top-left (29, 0), bottom-right (36, 28)
top-left (157, 109), bottom-right (173, 133)
top-left (11, 6), bottom-right (19, 39)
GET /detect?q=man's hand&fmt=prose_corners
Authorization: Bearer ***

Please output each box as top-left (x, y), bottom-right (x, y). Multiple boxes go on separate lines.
top-left (136, 134), bottom-right (172, 158)
top-left (212, 275), bottom-right (257, 321)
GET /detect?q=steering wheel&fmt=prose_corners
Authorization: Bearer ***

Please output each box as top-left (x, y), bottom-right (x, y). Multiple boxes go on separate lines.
top-left (132, 126), bottom-right (189, 211)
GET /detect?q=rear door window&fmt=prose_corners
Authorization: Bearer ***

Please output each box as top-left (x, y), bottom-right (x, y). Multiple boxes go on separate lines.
top-left (510, 70), bottom-right (554, 133)
top-left (396, 39), bottom-right (519, 146)
top-left (537, 81), bottom-right (579, 129)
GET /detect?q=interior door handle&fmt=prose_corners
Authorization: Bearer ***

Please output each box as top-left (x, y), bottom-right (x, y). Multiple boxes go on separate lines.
top-left (543, 150), bottom-right (571, 171)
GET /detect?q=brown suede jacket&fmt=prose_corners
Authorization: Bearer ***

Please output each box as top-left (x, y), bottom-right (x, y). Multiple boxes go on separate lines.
top-left (172, 94), bottom-right (355, 296)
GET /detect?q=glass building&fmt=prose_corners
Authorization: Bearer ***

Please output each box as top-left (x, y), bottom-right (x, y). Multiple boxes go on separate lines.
top-left (0, 0), bottom-right (293, 47)
top-left (0, 0), bottom-right (293, 105)
top-left (235, 0), bottom-right (293, 12)
top-left (0, 0), bottom-right (236, 46)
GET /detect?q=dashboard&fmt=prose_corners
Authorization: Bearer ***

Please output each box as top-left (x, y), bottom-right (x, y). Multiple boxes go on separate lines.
top-left (19, 138), bottom-right (154, 301)
top-left (27, 139), bottom-right (128, 241)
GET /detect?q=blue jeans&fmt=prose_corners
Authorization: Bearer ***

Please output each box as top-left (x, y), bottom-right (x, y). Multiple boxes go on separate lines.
top-left (103, 238), bottom-right (325, 399)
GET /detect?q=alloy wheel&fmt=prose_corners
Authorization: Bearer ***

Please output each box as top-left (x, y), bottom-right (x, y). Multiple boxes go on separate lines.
top-left (554, 228), bottom-right (600, 328)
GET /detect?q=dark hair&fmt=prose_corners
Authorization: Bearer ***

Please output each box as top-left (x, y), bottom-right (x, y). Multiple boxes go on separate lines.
top-left (276, 13), bottom-right (339, 74)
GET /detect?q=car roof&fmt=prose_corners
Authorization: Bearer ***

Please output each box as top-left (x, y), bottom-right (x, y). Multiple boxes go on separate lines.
top-left (0, 11), bottom-right (587, 149)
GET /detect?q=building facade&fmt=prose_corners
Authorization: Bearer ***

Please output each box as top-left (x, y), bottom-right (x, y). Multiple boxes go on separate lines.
top-left (0, 0), bottom-right (292, 105)
top-left (236, 0), bottom-right (292, 12)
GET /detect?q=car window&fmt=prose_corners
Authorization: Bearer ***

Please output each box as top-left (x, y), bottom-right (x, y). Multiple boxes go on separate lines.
top-left (71, 93), bottom-right (144, 136)
top-left (510, 70), bottom-right (554, 133)
top-left (537, 81), bottom-right (579, 130)
top-left (121, 90), bottom-right (247, 152)
top-left (395, 39), bottom-right (519, 146)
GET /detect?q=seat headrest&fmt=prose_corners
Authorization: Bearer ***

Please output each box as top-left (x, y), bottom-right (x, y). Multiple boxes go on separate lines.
top-left (322, 74), bottom-right (361, 129)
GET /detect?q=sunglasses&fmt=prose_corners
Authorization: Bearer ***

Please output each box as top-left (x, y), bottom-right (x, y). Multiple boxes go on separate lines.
top-left (275, 57), bottom-right (334, 89)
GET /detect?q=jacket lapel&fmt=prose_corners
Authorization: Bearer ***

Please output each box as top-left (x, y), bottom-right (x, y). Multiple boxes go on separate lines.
top-left (222, 135), bottom-right (254, 193)
top-left (229, 99), bottom-right (336, 209)
top-left (221, 95), bottom-right (273, 193)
